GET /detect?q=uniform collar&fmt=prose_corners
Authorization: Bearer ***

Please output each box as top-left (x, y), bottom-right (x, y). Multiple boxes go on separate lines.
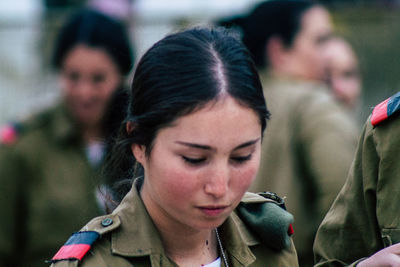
top-left (110, 180), bottom-right (166, 258)
top-left (110, 179), bottom-right (260, 266)
top-left (219, 212), bottom-right (258, 266)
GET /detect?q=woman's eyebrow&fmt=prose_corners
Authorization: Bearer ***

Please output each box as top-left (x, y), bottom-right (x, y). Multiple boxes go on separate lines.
top-left (175, 141), bottom-right (213, 151)
top-left (233, 138), bottom-right (260, 151)
top-left (175, 138), bottom-right (260, 151)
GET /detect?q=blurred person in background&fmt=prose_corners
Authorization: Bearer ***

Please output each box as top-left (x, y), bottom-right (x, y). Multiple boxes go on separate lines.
top-left (40, 0), bottom-right (87, 71)
top-left (0, 8), bottom-right (134, 267)
top-left (40, 0), bottom-right (134, 72)
top-left (324, 36), bottom-right (362, 116)
top-left (314, 91), bottom-right (400, 266)
top-left (218, 0), bottom-right (358, 265)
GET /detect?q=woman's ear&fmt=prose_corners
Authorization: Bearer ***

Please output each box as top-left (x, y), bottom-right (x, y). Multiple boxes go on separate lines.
top-left (266, 36), bottom-right (287, 68)
top-left (131, 143), bottom-right (146, 166)
top-left (126, 121), bottom-right (135, 134)
top-left (126, 121), bottom-right (147, 167)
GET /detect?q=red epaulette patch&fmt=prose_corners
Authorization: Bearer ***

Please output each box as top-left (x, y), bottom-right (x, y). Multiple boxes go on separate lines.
top-left (51, 231), bottom-right (99, 262)
top-left (371, 91), bottom-right (400, 126)
top-left (288, 224), bottom-right (294, 236)
top-left (0, 124), bottom-right (19, 145)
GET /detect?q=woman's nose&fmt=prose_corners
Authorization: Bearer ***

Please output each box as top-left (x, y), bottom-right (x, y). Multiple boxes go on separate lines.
top-left (75, 79), bottom-right (98, 101)
top-left (204, 164), bottom-right (229, 198)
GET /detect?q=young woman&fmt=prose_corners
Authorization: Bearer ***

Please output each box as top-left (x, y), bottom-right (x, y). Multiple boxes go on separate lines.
top-left (0, 9), bottom-right (134, 267)
top-left (50, 27), bottom-right (298, 267)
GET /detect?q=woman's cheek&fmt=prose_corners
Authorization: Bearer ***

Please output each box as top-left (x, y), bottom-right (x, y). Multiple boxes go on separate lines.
top-left (160, 167), bottom-right (199, 199)
top-left (233, 164), bottom-right (259, 192)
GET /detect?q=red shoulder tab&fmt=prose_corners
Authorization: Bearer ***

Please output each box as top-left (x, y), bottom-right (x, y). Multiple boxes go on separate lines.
top-left (51, 231), bottom-right (99, 262)
top-left (371, 91), bottom-right (400, 126)
top-left (288, 223), bottom-right (294, 236)
top-left (0, 124), bottom-right (19, 145)
top-left (371, 98), bottom-right (389, 126)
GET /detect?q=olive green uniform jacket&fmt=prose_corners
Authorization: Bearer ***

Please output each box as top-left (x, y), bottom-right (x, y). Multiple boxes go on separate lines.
top-left (249, 75), bottom-right (358, 266)
top-left (314, 111), bottom-right (400, 266)
top-left (0, 104), bottom-right (102, 267)
top-left (50, 182), bottom-right (299, 267)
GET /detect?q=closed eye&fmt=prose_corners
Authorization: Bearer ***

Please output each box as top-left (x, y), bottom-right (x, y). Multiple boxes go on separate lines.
top-left (231, 154), bottom-right (252, 163)
top-left (182, 156), bottom-right (207, 165)
top-left (92, 74), bottom-right (106, 84)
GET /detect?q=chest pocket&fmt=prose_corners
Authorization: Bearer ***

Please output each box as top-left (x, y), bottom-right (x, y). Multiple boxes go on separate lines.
top-left (381, 228), bottom-right (400, 247)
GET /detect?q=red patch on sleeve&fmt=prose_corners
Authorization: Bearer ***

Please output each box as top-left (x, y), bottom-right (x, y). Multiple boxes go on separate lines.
top-left (52, 244), bottom-right (91, 261)
top-left (288, 224), bottom-right (294, 236)
top-left (51, 231), bottom-right (99, 262)
top-left (0, 126), bottom-right (18, 144)
top-left (371, 98), bottom-right (389, 126)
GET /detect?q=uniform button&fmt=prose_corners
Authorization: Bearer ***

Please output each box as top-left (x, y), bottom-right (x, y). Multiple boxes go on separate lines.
top-left (101, 218), bottom-right (113, 227)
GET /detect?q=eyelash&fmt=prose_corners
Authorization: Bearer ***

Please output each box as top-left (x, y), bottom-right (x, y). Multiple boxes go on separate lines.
top-left (231, 154), bottom-right (252, 163)
top-left (182, 156), bottom-right (206, 165)
top-left (182, 154), bottom-right (252, 165)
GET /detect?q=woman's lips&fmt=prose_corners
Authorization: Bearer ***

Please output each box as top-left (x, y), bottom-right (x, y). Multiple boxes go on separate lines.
top-left (198, 205), bottom-right (229, 216)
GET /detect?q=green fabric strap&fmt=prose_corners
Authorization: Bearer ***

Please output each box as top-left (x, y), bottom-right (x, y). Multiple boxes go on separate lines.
top-left (236, 199), bottom-right (294, 250)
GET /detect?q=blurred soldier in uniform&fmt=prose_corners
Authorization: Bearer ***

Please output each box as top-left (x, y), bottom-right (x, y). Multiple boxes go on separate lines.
top-left (40, 0), bottom-right (86, 71)
top-left (314, 91), bottom-right (400, 266)
top-left (0, 9), bottom-right (134, 267)
top-left (324, 36), bottom-right (362, 118)
top-left (218, 1), bottom-right (358, 265)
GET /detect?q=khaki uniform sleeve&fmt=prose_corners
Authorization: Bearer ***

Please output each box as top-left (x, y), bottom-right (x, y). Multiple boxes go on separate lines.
top-left (50, 261), bottom-right (79, 267)
top-left (313, 120), bottom-right (383, 266)
top-left (297, 90), bottom-right (358, 223)
top-left (0, 145), bottom-right (28, 266)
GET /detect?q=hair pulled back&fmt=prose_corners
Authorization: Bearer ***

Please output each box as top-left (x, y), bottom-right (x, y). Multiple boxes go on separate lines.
top-left (218, 0), bottom-right (317, 69)
top-left (103, 27), bottom-right (269, 200)
top-left (52, 8), bottom-right (134, 75)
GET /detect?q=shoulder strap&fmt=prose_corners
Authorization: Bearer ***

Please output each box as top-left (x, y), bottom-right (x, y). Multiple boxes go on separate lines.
top-left (371, 91), bottom-right (400, 126)
top-left (50, 214), bottom-right (120, 263)
top-left (51, 231), bottom-right (100, 262)
top-left (236, 192), bottom-right (294, 251)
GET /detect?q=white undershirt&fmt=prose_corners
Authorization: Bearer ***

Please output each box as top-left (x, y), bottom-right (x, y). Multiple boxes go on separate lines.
top-left (85, 141), bottom-right (105, 167)
top-left (202, 257), bottom-right (221, 267)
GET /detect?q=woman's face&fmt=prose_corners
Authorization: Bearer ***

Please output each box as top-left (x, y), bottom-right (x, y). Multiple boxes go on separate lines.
top-left (133, 96), bottom-right (262, 232)
top-left (60, 44), bottom-right (122, 127)
top-left (284, 6), bottom-right (333, 81)
top-left (325, 40), bottom-right (361, 108)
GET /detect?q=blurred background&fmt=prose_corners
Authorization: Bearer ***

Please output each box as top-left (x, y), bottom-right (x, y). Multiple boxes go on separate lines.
top-left (1, 0), bottom-right (400, 125)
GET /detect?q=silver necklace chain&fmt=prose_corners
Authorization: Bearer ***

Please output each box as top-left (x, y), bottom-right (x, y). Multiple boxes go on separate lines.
top-left (215, 228), bottom-right (229, 267)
